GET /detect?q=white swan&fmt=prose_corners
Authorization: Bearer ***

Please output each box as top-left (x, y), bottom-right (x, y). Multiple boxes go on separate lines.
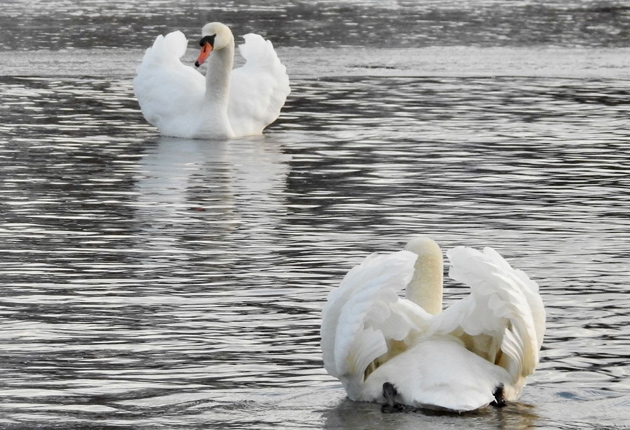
top-left (134, 22), bottom-right (290, 139)
top-left (321, 237), bottom-right (545, 413)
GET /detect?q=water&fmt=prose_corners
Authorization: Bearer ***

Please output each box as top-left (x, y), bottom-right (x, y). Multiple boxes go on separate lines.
top-left (2, 0), bottom-right (630, 50)
top-left (1, 1), bottom-right (630, 429)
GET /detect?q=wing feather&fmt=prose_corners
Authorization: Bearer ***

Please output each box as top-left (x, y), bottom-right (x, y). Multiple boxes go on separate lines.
top-left (228, 34), bottom-right (290, 136)
top-left (321, 251), bottom-right (419, 379)
top-left (133, 31), bottom-right (205, 137)
top-left (432, 246), bottom-right (546, 395)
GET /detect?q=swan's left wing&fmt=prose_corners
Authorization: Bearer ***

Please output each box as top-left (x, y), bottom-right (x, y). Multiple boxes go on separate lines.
top-left (228, 34), bottom-right (290, 136)
top-left (431, 246), bottom-right (546, 399)
top-left (321, 251), bottom-right (429, 395)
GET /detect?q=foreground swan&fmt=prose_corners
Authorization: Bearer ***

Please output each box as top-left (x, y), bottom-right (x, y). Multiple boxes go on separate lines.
top-left (321, 237), bottom-right (545, 412)
top-left (134, 22), bottom-right (290, 139)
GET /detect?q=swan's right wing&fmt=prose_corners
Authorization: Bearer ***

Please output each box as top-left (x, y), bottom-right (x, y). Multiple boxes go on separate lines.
top-left (431, 246), bottom-right (546, 398)
top-left (321, 251), bottom-right (430, 393)
top-left (133, 31), bottom-right (205, 136)
top-left (228, 34), bottom-right (290, 137)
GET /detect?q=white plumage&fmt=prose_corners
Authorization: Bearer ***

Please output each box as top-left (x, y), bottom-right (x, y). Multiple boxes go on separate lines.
top-left (321, 237), bottom-right (545, 412)
top-left (134, 22), bottom-right (290, 139)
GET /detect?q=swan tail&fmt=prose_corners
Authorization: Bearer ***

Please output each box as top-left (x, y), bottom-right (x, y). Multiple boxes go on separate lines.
top-left (228, 34), bottom-right (291, 136)
top-left (445, 246), bottom-right (546, 396)
top-left (321, 251), bottom-right (418, 383)
top-left (364, 338), bottom-right (511, 412)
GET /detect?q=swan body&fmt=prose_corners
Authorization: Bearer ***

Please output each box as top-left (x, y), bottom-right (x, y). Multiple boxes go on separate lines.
top-left (321, 237), bottom-right (545, 412)
top-left (134, 23), bottom-right (290, 139)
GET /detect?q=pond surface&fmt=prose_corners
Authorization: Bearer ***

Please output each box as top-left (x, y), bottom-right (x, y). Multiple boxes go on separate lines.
top-left (1, 1), bottom-right (630, 429)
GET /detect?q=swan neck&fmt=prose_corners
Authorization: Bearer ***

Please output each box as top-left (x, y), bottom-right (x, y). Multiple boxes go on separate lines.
top-left (204, 42), bottom-right (234, 104)
top-left (406, 247), bottom-right (443, 315)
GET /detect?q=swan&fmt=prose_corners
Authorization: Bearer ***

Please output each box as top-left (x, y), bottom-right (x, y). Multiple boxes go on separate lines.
top-left (321, 237), bottom-right (546, 413)
top-left (133, 22), bottom-right (290, 139)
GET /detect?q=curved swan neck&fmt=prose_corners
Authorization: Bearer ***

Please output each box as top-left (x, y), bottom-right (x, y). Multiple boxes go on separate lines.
top-left (404, 237), bottom-right (443, 315)
top-left (204, 41), bottom-right (234, 103)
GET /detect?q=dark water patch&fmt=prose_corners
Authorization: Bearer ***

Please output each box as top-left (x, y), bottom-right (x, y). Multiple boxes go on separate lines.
top-left (2, 0), bottom-right (630, 51)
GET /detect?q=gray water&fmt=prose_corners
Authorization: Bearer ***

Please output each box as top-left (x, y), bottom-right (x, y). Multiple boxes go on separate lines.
top-left (1, 1), bottom-right (630, 429)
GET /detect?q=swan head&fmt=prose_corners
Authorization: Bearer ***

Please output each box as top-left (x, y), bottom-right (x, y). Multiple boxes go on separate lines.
top-left (195, 22), bottom-right (234, 67)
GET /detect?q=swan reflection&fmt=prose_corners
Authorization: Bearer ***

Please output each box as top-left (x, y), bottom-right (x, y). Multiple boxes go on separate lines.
top-left (323, 396), bottom-right (540, 430)
top-left (133, 136), bottom-right (291, 252)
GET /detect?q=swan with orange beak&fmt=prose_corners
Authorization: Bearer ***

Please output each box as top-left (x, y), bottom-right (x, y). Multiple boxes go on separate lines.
top-left (134, 22), bottom-right (290, 139)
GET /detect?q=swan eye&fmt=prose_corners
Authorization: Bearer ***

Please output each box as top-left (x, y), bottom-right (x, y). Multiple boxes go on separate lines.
top-left (199, 34), bottom-right (216, 47)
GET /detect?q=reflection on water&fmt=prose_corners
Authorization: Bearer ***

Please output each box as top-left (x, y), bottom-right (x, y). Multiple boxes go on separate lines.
top-left (1, 50), bottom-right (630, 430)
top-left (323, 397), bottom-right (542, 430)
top-left (134, 136), bottom-right (290, 249)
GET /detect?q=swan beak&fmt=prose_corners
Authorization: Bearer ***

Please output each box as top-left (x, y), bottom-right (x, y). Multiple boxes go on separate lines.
top-left (195, 43), bottom-right (213, 67)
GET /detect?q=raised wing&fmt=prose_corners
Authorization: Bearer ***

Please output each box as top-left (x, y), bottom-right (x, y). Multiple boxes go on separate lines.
top-left (133, 31), bottom-right (205, 137)
top-left (431, 246), bottom-right (546, 398)
top-left (321, 251), bottom-right (430, 391)
top-left (228, 34), bottom-right (290, 136)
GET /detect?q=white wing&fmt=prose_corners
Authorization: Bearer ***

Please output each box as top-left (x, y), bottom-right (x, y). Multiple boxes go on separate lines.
top-left (321, 251), bottom-right (430, 393)
top-left (228, 34), bottom-right (291, 137)
top-left (431, 246), bottom-right (546, 399)
top-left (133, 31), bottom-right (205, 137)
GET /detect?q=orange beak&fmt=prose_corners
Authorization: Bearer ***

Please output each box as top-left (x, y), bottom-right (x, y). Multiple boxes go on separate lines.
top-left (195, 43), bottom-right (213, 67)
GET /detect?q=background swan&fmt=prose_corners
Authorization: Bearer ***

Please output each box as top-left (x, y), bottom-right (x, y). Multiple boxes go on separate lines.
top-left (134, 22), bottom-right (290, 139)
top-left (321, 237), bottom-right (546, 413)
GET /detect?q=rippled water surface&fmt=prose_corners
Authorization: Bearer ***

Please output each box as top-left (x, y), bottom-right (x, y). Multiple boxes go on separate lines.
top-left (2, 0), bottom-right (630, 50)
top-left (1, 1), bottom-right (630, 429)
